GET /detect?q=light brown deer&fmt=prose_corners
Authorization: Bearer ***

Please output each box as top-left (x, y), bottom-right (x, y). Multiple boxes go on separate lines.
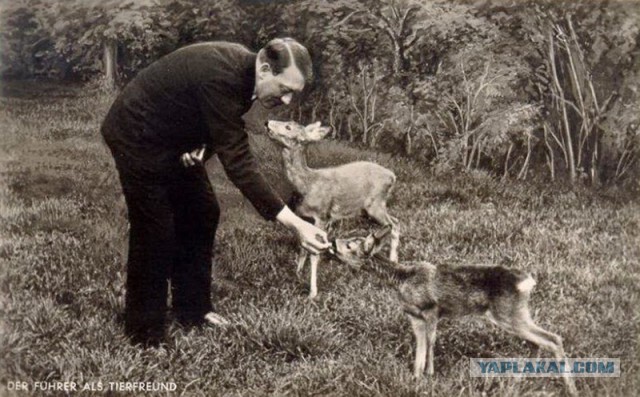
top-left (265, 120), bottom-right (399, 298)
top-left (330, 226), bottom-right (578, 396)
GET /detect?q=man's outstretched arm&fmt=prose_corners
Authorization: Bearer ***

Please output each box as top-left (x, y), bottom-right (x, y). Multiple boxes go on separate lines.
top-left (276, 206), bottom-right (330, 254)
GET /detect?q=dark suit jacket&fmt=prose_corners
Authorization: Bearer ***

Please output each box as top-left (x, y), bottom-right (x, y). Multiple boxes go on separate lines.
top-left (101, 42), bottom-right (284, 220)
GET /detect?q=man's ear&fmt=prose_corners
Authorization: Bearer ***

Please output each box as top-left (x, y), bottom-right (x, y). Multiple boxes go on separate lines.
top-left (258, 62), bottom-right (272, 75)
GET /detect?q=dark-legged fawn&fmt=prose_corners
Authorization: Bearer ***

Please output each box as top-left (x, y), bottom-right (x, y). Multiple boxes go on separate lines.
top-left (331, 226), bottom-right (577, 396)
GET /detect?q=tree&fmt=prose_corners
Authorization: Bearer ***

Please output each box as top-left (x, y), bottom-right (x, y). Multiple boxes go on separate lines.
top-left (518, 0), bottom-right (637, 184)
top-left (1, 0), bottom-right (59, 78)
top-left (345, 60), bottom-right (385, 146)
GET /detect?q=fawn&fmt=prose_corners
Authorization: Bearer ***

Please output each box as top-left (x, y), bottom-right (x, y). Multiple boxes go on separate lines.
top-left (265, 120), bottom-right (400, 298)
top-left (330, 226), bottom-right (578, 396)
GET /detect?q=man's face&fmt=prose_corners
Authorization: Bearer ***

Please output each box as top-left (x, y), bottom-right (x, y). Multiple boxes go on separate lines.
top-left (255, 62), bottom-right (305, 109)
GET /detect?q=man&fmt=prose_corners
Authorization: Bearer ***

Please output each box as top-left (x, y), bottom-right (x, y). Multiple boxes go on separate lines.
top-left (101, 38), bottom-right (330, 347)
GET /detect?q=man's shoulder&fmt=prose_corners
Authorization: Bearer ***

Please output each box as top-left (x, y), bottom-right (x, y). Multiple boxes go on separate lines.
top-left (171, 41), bottom-right (256, 79)
top-left (176, 41), bottom-right (254, 58)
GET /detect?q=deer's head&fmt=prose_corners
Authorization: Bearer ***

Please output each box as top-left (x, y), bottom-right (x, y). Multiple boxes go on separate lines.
top-left (331, 225), bottom-right (392, 268)
top-left (265, 120), bottom-right (331, 148)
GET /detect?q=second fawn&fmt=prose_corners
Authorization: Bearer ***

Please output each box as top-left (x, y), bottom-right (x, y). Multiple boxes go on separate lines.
top-left (266, 120), bottom-right (400, 298)
top-left (330, 226), bottom-right (578, 396)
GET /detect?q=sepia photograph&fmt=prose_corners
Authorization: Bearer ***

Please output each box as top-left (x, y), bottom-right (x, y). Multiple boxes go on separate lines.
top-left (1, 0), bottom-right (638, 395)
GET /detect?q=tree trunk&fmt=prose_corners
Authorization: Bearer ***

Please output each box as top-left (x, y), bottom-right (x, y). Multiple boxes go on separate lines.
top-left (503, 142), bottom-right (514, 181)
top-left (548, 31), bottom-right (576, 183)
top-left (392, 41), bottom-right (403, 75)
top-left (347, 116), bottom-right (355, 143)
top-left (543, 124), bottom-right (556, 181)
top-left (404, 128), bottom-right (412, 156)
top-left (103, 39), bottom-right (118, 89)
top-left (518, 133), bottom-right (533, 180)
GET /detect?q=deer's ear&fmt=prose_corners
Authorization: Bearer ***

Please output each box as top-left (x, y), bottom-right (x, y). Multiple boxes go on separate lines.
top-left (363, 227), bottom-right (391, 257)
top-left (304, 121), bottom-right (322, 132)
top-left (305, 125), bottom-right (331, 142)
top-left (373, 225), bottom-right (392, 241)
top-left (363, 234), bottom-right (376, 255)
top-left (316, 126), bottom-right (331, 139)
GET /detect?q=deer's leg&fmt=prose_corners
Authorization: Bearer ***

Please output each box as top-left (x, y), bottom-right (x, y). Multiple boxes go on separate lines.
top-left (423, 308), bottom-right (438, 376)
top-left (487, 307), bottom-right (559, 352)
top-left (325, 220), bottom-right (336, 235)
top-left (519, 316), bottom-right (577, 396)
top-left (388, 225), bottom-right (400, 263)
top-left (308, 253), bottom-right (320, 299)
top-left (528, 323), bottom-right (565, 355)
top-left (502, 306), bottom-right (566, 356)
top-left (408, 313), bottom-right (428, 378)
top-left (296, 247), bottom-right (308, 275)
top-left (295, 210), bottom-right (315, 275)
top-left (307, 219), bottom-right (328, 299)
top-left (366, 204), bottom-right (400, 262)
top-left (488, 307), bottom-right (578, 397)
top-left (528, 340), bottom-right (541, 358)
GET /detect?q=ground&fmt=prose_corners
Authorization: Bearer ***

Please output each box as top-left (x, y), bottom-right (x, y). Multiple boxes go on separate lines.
top-left (0, 81), bottom-right (638, 396)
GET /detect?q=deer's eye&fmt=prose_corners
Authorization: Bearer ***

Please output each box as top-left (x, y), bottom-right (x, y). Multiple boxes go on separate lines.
top-left (285, 125), bottom-right (291, 130)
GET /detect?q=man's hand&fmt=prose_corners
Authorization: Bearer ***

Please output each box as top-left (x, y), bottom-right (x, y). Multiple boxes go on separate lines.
top-left (276, 206), bottom-right (330, 255)
top-left (181, 145), bottom-right (206, 167)
top-left (295, 220), bottom-right (330, 255)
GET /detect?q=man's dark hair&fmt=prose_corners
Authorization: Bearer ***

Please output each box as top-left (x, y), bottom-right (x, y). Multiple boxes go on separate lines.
top-left (259, 38), bottom-right (313, 85)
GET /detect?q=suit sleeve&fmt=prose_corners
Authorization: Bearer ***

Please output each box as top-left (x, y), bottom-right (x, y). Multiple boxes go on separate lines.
top-left (197, 81), bottom-right (285, 221)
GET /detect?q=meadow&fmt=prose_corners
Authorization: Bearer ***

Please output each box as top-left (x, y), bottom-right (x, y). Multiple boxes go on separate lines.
top-left (0, 81), bottom-right (638, 396)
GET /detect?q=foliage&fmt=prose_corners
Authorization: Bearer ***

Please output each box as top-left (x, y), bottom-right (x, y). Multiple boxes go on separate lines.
top-left (1, 0), bottom-right (638, 185)
top-left (1, 83), bottom-right (639, 396)
top-left (0, 0), bottom-right (246, 80)
top-left (0, 0), bottom-right (58, 77)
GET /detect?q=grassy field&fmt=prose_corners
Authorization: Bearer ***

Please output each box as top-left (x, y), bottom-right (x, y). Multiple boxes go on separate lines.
top-left (1, 81), bottom-right (639, 396)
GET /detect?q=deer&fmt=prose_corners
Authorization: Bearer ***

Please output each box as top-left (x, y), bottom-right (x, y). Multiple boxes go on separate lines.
top-left (265, 120), bottom-right (400, 299)
top-left (329, 226), bottom-right (578, 397)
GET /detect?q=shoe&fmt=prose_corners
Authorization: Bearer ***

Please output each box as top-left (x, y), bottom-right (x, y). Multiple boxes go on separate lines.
top-left (204, 312), bottom-right (231, 326)
top-left (128, 332), bottom-right (165, 348)
top-left (124, 313), bottom-right (166, 348)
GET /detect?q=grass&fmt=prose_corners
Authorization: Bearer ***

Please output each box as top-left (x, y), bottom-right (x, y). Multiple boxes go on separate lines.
top-left (0, 80), bottom-right (639, 396)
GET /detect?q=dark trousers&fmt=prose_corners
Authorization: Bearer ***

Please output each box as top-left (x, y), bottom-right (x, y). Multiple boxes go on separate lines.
top-left (112, 156), bottom-right (219, 345)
